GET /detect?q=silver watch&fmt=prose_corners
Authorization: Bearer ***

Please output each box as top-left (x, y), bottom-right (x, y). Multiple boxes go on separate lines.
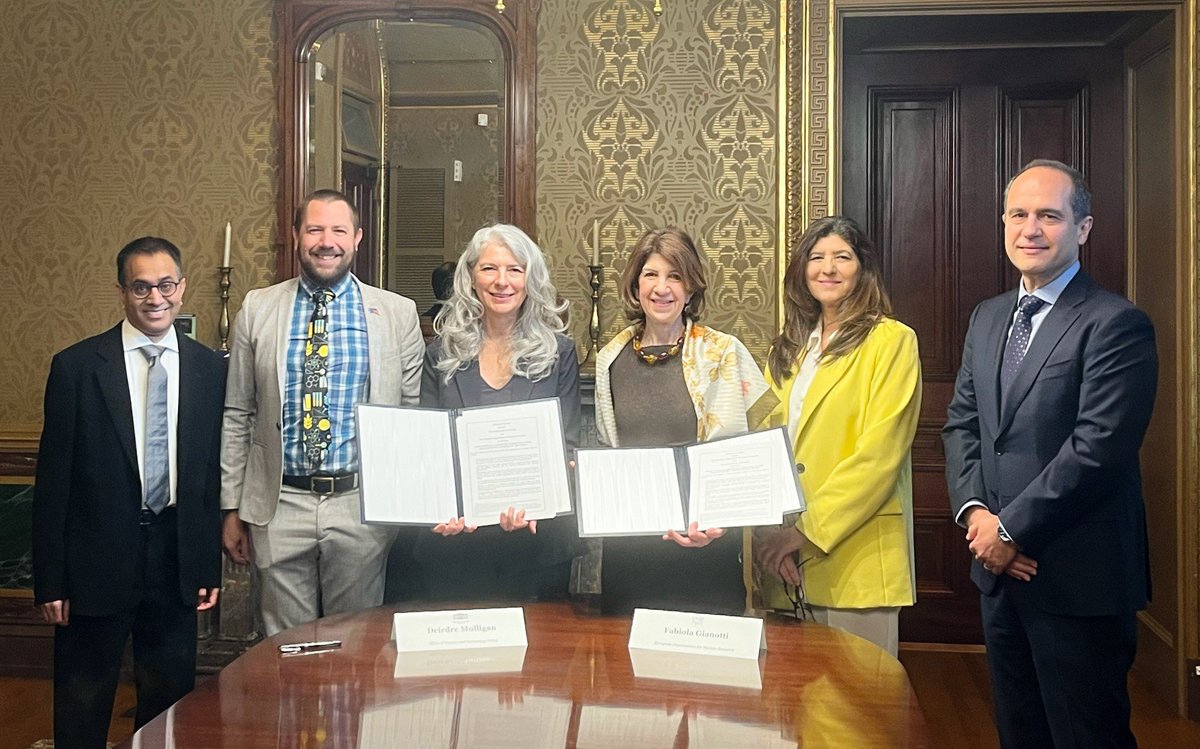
top-left (997, 523), bottom-right (1014, 545)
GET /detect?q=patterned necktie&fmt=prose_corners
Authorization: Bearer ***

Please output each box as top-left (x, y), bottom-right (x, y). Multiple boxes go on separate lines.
top-left (1000, 295), bottom-right (1046, 396)
top-left (302, 289), bottom-right (335, 468)
top-left (140, 344), bottom-right (169, 513)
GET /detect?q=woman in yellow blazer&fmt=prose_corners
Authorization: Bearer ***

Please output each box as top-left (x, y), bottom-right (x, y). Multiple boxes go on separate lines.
top-left (756, 215), bottom-right (921, 657)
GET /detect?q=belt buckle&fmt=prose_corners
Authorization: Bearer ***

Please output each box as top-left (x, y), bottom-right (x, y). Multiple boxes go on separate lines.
top-left (311, 475), bottom-right (336, 495)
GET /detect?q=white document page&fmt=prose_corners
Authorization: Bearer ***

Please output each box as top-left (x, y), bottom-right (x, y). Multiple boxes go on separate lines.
top-left (454, 400), bottom-right (571, 526)
top-left (575, 448), bottom-right (686, 536)
top-left (456, 687), bottom-right (572, 749)
top-left (357, 406), bottom-right (457, 524)
top-left (686, 429), bottom-right (804, 528)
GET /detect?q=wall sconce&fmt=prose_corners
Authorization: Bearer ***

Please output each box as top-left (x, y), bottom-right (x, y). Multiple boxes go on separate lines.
top-left (495, 0), bottom-right (505, 13)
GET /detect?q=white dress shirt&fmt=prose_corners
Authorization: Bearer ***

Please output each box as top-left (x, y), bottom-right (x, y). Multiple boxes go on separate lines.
top-left (1008, 259), bottom-right (1080, 343)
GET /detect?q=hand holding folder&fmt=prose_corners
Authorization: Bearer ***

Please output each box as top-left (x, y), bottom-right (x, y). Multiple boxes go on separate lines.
top-left (356, 399), bottom-right (573, 527)
top-left (574, 427), bottom-right (804, 537)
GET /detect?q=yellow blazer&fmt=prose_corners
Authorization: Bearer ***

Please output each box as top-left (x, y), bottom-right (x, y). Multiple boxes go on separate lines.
top-left (758, 318), bottom-right (921, 610)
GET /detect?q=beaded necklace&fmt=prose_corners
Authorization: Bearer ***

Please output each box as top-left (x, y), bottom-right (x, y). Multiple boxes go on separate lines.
top-left (631, 326), bottom-right (685, 365)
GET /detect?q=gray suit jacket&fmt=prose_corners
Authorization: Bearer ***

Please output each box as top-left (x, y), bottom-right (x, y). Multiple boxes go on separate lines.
top-left (220, 276), bottom-right (424, 525)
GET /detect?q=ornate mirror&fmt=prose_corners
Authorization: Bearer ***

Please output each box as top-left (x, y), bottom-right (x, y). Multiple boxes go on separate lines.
top-left (276, 0), bottom-right (536, 310)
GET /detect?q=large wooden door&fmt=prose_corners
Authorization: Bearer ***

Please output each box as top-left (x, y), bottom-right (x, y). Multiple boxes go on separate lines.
top-left (842, 43), bottom-right (1126, 643)
top-left (343, 161), bottom-right (380, 285)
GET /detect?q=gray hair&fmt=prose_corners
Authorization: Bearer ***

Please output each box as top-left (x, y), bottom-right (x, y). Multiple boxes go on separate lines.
top-left (434, 224), bottom-right (568, 383)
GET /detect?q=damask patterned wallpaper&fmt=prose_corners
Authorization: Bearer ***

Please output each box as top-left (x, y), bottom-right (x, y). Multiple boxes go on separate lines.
top-left (0, 0), bottom-right (278, 427)
top-left (0, 0), bottom-right (778, 428)
top-left (537, 0), bottom-right (778, 362)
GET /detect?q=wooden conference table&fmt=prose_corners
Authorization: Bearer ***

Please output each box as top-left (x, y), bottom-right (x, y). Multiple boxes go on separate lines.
top-left (121, 603), bottom-right (928, 747)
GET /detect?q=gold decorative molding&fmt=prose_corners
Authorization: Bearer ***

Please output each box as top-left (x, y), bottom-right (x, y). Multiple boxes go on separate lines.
top-left (779, 0), bottom-right (835, 331)
top-left (1184, 0), bottom-right (1199, 709)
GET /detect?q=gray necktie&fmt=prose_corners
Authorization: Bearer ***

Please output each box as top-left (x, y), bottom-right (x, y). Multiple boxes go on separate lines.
top-left (1000, 295), bottom-right (1046, 397)
top-left (140, 344), bottom-right (169, 514)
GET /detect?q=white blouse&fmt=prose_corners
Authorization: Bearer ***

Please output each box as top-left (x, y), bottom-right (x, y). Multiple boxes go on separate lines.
top-left (787, 326), bottom-right (825, 445)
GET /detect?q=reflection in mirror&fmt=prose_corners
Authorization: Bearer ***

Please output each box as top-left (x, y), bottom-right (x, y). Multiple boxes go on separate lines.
top-left (308, 18), bottom-right (506, 313)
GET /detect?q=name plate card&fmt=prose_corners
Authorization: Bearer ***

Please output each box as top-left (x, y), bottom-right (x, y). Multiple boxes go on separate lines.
top-left (392, 607), bottom-right (527, 652)
top-left (628, 608), bottom-right (766, 660)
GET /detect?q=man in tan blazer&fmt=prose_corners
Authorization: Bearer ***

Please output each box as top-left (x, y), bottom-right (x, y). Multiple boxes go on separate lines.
top-left (221, 189), bottom-right (423, 635)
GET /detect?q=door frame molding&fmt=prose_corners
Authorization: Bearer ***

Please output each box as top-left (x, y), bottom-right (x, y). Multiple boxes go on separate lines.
top-left (778, 0), bottom-right (1199, 717)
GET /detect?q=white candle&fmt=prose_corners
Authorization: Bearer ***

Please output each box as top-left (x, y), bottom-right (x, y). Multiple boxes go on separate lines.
top-left (223, 222), bottom-right (232, 267)
top-left (591, 220), bottom-right (600, 266)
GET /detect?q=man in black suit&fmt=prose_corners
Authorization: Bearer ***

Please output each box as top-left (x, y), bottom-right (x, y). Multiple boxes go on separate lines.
top-left (34, 237), bottom-right (225, 748)
top-left (943, 160), bottom-right (1157, 748)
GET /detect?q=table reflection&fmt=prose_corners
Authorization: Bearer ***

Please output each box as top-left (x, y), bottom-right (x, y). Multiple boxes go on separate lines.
top-left (121, 603), bottom-right (926, 748)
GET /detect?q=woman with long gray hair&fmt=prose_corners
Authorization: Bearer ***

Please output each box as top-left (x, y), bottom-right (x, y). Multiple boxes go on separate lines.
top-left (393, 223), bottom-right (581, 603)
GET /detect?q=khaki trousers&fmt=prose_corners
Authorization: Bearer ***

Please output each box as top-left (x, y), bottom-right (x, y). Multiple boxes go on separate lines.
top-left (250, 486), bottom-right (396, 636)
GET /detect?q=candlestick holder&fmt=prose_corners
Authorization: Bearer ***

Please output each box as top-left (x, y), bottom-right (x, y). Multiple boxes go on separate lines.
top-left (218, 266), bottom-right (232, 352)
top-left (581, 264), bottom-right (603, 364)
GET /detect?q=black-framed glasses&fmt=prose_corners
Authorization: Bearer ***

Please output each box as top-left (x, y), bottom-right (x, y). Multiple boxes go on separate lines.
top-left (125, 279), bottom-right (183, 299)
top-left (784, 553), bottom-right (815, 622)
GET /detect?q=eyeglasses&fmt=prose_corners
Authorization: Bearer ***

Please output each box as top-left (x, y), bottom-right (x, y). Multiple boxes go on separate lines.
top-left (751, 543), bottom-right (814, 621)
top-left (125, 279), bottom-right (182, 299)
top-left (779, 552), bottom-right (814, 622)
top-left (786, 574), bottom-right (815, 622)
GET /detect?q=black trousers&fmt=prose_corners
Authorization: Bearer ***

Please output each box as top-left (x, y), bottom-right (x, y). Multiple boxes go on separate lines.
top-left (981, 579), bottom-right (1138, 749)
top-left (53, 510), bottom-right (197, 749)
top-left (601, 531), bottom-right (745, 616)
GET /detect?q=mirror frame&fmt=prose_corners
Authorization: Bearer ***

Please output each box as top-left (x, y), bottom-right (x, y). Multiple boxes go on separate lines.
top-left (275, 0), bottom-right (538, 279)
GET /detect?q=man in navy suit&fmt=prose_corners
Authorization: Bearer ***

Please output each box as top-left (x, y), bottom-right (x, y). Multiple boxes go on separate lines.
top-left (943, 160), bottom-right (1157, 748)
top-left (34, 237), bottom-right (225, 747)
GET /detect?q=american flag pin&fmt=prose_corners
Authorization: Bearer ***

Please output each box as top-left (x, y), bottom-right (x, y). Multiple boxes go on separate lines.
top-left (368, 307), bottom-right (381, 315)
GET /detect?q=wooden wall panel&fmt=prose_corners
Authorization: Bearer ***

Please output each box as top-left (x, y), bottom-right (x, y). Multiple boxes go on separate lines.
top-left (1000, 86), bottom-right (1093, 274)
top-left (868, 88), bottom-right (956, 377)
top-left (1124, 15), bottom-right (1184, 715)
top-left (1001, 87), bottom-right (1085, 177)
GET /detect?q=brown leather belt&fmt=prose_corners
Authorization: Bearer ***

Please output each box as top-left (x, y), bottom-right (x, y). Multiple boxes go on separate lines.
top-left (281, 473), bottom-right (358, 494)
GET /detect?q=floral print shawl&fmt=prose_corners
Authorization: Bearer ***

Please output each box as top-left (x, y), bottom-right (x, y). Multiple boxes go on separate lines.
top-left (594, 320), bottom-right (776, 446)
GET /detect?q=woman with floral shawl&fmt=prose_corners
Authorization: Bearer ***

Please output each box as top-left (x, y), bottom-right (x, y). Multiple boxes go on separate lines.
top-left (593, 227), bottom-right (775, 615)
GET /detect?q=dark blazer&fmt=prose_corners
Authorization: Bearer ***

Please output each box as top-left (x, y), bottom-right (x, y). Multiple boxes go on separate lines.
top-left (34, 324), bottom-right (226, 615)
top-left (420, 333), bottom-right (582, 446)
top-left (943, 271), bottom-right (1157, 616)
top-left (416, 333), bottom-right (582, 571)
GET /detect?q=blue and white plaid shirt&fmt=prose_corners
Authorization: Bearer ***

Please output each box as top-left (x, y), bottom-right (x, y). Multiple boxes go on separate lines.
top-left (283, 274), bottom-right (369, 475)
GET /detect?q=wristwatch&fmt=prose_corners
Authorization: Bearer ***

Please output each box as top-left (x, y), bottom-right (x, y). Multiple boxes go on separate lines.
top-left (997, 522), bottom-right (1014, 545)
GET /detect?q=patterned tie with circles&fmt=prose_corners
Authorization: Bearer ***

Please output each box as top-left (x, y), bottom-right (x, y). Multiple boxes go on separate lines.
top-left (1000, 295), bottom-right (1046, 397)
top-left (140, 344), bottom-right (170, 514)
top-left (302, 289), bottom-right (335, 468)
